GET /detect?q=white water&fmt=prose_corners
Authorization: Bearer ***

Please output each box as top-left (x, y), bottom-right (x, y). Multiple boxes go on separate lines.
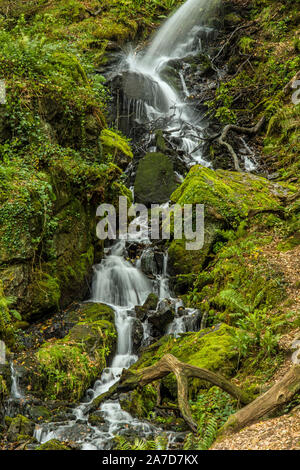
top-left (123, 0), bottom-right (219, 167)
top-left (10, 362), bottom-right (23, 400)
top-left (34, 0), bottom-right (213, 449)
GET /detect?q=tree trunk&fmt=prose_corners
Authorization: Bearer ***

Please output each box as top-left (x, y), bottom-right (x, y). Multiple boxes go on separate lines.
top-left (219, 364), bottom-right (300, 436)
top-left (88, 355), bottom-right (300, 435)
top-left (99, 353), bottom-right (251, 431)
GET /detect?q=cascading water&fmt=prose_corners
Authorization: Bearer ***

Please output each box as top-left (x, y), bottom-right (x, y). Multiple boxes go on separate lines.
top-left (121, 0), bottom-right (220, 168)
top-left (34, 0), bottom-right (216, 449)
top-left (10, 362), bottom-right (23, 400)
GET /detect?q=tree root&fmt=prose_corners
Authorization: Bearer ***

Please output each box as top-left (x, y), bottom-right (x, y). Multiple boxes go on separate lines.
top-left (218, 116), bottom-right (266, 171)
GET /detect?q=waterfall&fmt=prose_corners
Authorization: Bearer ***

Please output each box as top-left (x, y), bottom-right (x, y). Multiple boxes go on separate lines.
top-left (142, 0), bottom-right (219, 65)
top-left (10, 362), bottom-right (23, 400)
top-left (122, 0), bottom-right (219, 168)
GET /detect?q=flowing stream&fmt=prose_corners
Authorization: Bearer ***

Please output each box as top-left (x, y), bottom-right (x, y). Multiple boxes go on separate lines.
top-left (121, 0), bottom-right (221, 169)
top-left (34, 0), bottom-right (218, 450)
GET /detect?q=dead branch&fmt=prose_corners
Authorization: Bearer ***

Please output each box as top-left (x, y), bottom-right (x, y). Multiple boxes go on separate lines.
top-left (283, 71), bottom-right (300, 95)
top-left (92, 353), bottom-right (251, 432)
top-left (219, 364), bottom-right (300, 437)
top-left (218, 116), bottom-right (266, 171)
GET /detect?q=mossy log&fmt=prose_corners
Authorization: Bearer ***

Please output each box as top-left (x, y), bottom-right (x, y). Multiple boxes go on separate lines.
top-left (90, 356), bottom-right (300, 434)
top-left (92, 353), bottom-right (251, 431)
top-left (219, 364), bottom-right (300, 436)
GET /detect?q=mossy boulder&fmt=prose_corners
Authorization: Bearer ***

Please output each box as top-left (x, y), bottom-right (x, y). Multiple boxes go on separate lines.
top-left (21, 303), bottom-right (116, 402)
top-left (100, 129), bottom-right (133, 170)
top-left (36, 439), bottom-right (71, 450)
top-left (134, 153), bottom-right (178, 206)
top-left (7, 414), bottom-right (35, 442)
top-left (171, 166), bottom-right (291, 225)
top-left (224, 13), bottom-right (242, 28)
top-left (119, 385), bottom-right (158, 419)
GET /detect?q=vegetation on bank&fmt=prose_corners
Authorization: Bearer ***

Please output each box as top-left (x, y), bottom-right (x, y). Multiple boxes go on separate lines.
top-left (0, 0), bottom-right (299, 451)
top-left (0, 0), bottom-right (180, 337)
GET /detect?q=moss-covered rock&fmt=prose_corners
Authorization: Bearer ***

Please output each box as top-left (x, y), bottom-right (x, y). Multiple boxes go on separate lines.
top-left (167, 166), bottom-right (294, 277)
top-left (119, 385), bottom-right (158, 419)
top-left (36, 439), bottom-right (71, 450)
top-left (134, 153), bottom-right (178, 206)
top-left (100, 129), bottom-right (133, 169)
top-left (130, 324), bottom-right (238, 398)
top-left (20, 303), bottom-right (116, 401)
top-left (171, 166), bottom-right (292, 225)
top-left (133, 324), bottom-right (237, 374)
top-left (7, 414), bottom-right (35, 442)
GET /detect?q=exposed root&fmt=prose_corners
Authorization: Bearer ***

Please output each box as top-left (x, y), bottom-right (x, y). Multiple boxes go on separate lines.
top-left (218, 116), bottom-right (266, 171)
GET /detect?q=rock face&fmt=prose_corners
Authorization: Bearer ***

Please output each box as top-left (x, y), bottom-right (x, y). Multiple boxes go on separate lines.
top-left (134, 153), bottom-right (178, 206)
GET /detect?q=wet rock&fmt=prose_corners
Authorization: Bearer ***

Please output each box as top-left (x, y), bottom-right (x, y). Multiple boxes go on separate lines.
top-left (134, 153), bottom-right (178, 206)
top-left (7, 414), bottom-right (35, 442)
top-left (148, 299), bottom-right (175, 335)
top-left (131, 318), bottom-right (144, 353)
top-left (135, 293), bottom-right (159, 322)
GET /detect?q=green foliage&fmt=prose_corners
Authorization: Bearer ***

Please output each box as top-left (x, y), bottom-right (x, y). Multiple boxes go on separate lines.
top-left (184, 386), bottom-right (237, 449)
top-left (114, 434), bottom-right (169, 450)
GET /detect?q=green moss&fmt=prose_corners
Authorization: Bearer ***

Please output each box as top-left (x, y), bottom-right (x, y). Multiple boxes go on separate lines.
top-left (171, 166), bottom-right (293, 226)
top-left (29, 303), bottom-right (116, 401)
top-left (129, 324), bottom-right (238, 400)
top-left (168, 239), bottom-right (204, 275)
top-left (120, 385), bottom-right (157, 419)
top-left (27, 272), bottom-right (60, 320)
top-left (36, 439), bottom-right (71, 450)
top-left (7, 414), bottom-right (35, 442)
top-left (101, 129), bottom-right (133, 158)
top-left (134, 153), bottom-right (178, 206)
top-left (133, 324), bottom-right (238, 376)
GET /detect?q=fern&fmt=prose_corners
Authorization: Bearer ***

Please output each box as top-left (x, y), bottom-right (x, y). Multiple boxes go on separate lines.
top-left (183, 416), bottom-right (218, 450)
top-left (114, 434), bottom-right (168, 451)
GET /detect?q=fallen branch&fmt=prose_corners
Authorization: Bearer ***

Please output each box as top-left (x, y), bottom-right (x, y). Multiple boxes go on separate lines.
top-left (218, 116), bottom-right (266, 171)
top-left (88, 354), bottom-right (300, 436)
top-left (94, 353), bottom-right (251, 432)
top-left (219, 364), bottom-right (300, 437)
